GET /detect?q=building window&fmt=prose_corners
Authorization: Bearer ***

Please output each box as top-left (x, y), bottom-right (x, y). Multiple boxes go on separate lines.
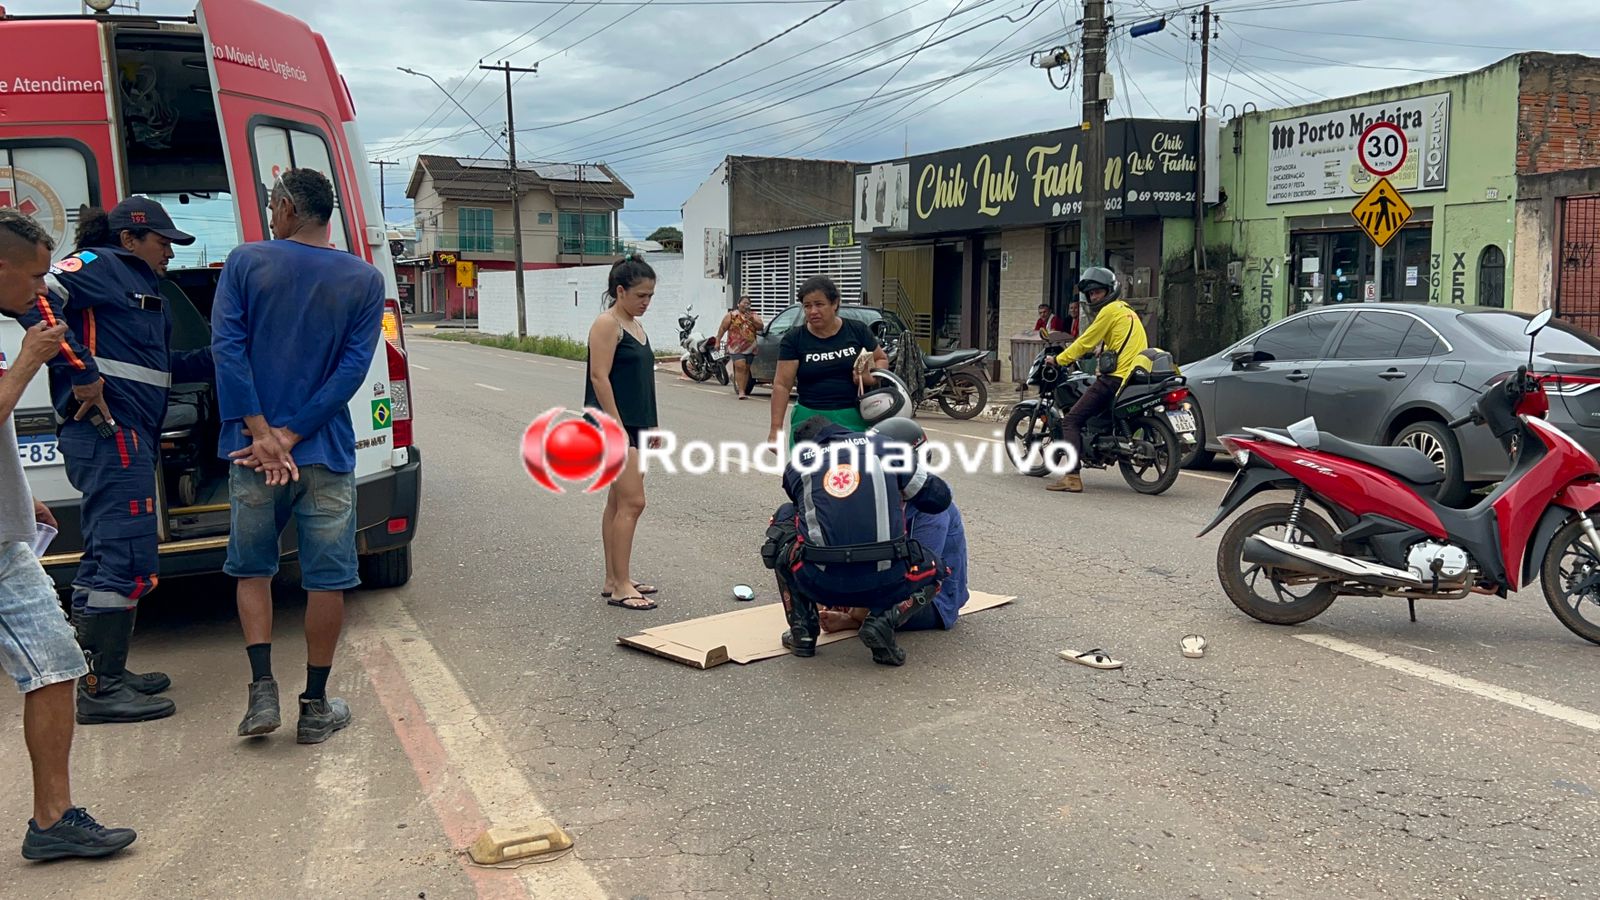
top-left (537, 211), bottom-right (553, 225)
top-left (457, 207), bottom-right (495, 252)
top-left (1478, 245), bottom-right (1506, 308)
top-left (559, 211), bottom-right (613, 256)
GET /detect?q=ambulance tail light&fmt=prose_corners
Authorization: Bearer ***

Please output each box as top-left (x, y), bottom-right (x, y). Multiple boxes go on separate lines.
top-left (383, 299), bottom-right (413, 449)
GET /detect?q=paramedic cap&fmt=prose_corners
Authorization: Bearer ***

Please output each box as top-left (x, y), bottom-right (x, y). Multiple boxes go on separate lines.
top-left (108, 197), bottom-right (195, 246)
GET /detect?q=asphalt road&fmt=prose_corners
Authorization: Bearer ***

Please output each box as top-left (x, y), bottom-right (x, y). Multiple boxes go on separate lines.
top-left (3, 331), bottom-right (1599, 899)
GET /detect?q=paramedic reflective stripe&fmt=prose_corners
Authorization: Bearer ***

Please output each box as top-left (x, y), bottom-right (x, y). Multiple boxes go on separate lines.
top-left (869, 464), bottom-right (892, 572)
top-left (96, 357), bottom-right (172, 388)
top-left (800, 471), bottom-right (827, 569)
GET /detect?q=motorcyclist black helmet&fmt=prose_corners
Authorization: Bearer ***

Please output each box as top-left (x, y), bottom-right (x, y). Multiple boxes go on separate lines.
top-left (1077, 266), bottom-right (1121, 310)
top-left (867, 415), bottom-right (927, 452)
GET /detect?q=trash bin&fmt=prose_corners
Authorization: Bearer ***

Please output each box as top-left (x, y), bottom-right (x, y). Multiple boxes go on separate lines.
top-left (1010, 332), bottom-right (1044, 386)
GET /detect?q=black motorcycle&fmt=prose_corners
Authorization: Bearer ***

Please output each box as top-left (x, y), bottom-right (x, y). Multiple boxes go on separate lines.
top-left (1003, 338), bottom-right (1190, 495)
top-left (921, 348), bottom-right (991, 420)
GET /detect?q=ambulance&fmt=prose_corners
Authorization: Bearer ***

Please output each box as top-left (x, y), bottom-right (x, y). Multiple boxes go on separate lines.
top-left (0, 0), bottom-right (423, 590)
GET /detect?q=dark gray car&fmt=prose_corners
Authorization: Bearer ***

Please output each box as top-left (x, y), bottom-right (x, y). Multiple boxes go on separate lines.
top-left (1181, 303), bottom-right (1600, 505)
top-left (747, 304), bottom-right (912, 389)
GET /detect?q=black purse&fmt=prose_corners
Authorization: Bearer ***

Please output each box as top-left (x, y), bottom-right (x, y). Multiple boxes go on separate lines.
top-left (1095, 314), bottom-right (1135, 376)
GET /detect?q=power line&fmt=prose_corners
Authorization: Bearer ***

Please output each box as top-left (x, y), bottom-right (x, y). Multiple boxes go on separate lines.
top-left (514, 0), bottom-right (849, 137)
top-left (1226, 18), bottom-right (1600, 53)
top-left (782, 0), bottom-right (975, 156)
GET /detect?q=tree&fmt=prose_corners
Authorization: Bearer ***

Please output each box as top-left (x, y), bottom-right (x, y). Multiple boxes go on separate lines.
top-left (648, 226), bottom-right (682, 242)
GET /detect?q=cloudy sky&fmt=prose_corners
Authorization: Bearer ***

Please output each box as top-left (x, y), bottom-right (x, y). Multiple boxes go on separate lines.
top-left (15, 0), bottom-right (1600, 251)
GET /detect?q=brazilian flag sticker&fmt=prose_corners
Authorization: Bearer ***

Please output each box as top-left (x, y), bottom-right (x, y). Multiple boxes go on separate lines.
top-left (372, 398), bottom-right (393, 430)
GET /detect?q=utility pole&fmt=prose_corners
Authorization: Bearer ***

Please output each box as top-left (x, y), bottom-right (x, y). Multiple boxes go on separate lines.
top-left (1191, 5), bottom-right (1217, 274)
top-left (1080, 0), bottom-right (1108, 333)
top-left (371, 159), bottom-right (398, 225)
top-left (480, 60), bottom-right (538, 339)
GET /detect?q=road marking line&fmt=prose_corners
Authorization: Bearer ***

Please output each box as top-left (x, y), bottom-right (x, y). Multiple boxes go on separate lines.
top-left (357, 598), bottom-right (606, 898)
top-left (1182, 471), bottom-right (1234, 483)
top-left (413, 364), bottom-right (432, 371)
top-left (1296, 634), bottom-right (1600, 733)
top-left (922, 425), bottom-right (1003, 444)
top-left (474, 383), bottom-right (507, 392)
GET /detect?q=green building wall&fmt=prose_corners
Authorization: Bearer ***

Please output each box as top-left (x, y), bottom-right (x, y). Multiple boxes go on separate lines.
top-left (1211, 55), bottom-right (1523, 330)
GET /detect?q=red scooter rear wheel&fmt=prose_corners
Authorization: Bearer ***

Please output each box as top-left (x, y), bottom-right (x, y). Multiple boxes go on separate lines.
top-left (1217, 503), bottom-right (1340, 625)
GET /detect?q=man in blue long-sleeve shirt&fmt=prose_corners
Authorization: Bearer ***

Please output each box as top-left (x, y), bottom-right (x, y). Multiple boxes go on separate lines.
top-left (211, 168), bottom-right (384, 746)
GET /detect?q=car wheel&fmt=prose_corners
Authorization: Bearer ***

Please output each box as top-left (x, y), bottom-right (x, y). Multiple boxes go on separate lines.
top-left (1393, 420), bottom-right (1468, 507)
top-left (359, 545), bottom-right (413, 589)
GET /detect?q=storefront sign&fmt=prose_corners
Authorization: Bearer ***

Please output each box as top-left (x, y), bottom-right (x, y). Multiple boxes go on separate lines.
top-left (854, 120), bottom-right (1200, 236)
top-left (1267, 92), bottom-right (1450, 204)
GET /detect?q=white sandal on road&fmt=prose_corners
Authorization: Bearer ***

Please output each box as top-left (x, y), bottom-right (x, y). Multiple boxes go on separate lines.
top-left (1181, 634), bottom-right (1207, 659)
top-left (1059, 648), bottom-right (1123, 670)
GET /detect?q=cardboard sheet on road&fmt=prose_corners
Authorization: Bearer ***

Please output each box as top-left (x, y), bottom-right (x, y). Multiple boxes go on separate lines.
top-left (618, 591), bottom-right (1015, 669)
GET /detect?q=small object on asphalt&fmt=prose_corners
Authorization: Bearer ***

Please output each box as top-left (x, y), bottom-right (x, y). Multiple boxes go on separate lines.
top-left (733, 584), bottom-right (756, 602)
top-left (467, 821), bottom-right (574, 865)
top-left (601, 580), bottom-right (658, 598)
top-left (1181, 634), bottom-right (1207, 659)
top-left (1059, 648), bottom-right (1123, 670)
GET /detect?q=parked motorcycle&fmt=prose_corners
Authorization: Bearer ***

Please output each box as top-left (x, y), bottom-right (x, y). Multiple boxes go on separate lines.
top-left (922, 348), bottom-right (991, 420)
top-left (1003, 336), bottom-right (1192, 495)
top-left (1201, 308), bottom-right (1600, 645)
top-left (677, 306), bottom-right (728, 385)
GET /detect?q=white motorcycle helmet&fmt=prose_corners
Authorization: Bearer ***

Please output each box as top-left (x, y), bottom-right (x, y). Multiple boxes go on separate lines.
top-left (859, 369), bottom-right (913, 426)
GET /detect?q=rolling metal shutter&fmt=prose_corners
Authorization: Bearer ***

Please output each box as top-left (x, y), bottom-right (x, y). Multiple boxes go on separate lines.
top-left (737, 247), bottom-right (792, 319)
top-left (794, 243), bottom-right (862, 306)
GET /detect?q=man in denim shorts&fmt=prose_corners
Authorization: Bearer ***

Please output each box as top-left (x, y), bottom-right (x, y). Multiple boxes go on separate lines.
top-left (0, 209), bottom-right (136, 859)
top-left (211, 169), bottom-right (384, 744)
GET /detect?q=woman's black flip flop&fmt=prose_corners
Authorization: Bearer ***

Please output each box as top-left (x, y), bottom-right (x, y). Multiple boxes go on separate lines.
top-left (607, 594), bottom-right (657, 610)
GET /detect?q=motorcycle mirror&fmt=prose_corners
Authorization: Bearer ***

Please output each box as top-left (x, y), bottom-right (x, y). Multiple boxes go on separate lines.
top-left (1525, 308), bottom-right (1553, 337)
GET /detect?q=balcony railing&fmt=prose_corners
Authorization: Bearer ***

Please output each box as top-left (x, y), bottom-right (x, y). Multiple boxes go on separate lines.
top-left (559, 235), bottom-right (628, 256)
top-left (431, 232), bottom-right (516, 253)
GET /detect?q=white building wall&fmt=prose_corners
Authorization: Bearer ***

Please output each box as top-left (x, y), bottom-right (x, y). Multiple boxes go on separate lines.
top-left (477, 255), bottom-right (697, 352)
top-left (681, 160), bottom-right (731, 314)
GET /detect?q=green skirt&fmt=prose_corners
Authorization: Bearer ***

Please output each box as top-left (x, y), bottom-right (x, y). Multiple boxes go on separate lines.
top-left (788, 402), bottom-right (868, 451)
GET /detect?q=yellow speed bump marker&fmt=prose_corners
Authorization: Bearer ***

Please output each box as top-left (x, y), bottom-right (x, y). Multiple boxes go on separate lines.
top-left (467, 820), bottom-right (574, 865)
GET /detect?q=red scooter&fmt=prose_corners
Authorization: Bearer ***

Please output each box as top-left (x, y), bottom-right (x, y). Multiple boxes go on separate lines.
top-left (1199, 309), bottom-right (1600, 644)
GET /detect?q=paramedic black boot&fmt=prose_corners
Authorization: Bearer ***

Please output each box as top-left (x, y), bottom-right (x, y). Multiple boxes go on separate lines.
top-left (857, 587), bottom-right (935, 667)
top-left (76, 609), bottom-right (177, 725)
top-left (72, 603), bottom-right (169, 695)
top-left (778, 580), bottom-right (819, 658)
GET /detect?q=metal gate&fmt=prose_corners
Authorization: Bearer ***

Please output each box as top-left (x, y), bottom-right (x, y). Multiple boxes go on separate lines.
top-left (1557, 195), bottom-right (1600, 334)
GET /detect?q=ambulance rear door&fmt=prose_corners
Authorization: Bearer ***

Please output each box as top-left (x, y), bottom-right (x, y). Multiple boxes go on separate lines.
top-left (0, 17), bottom-right (124, 513)
top-left (196, 0), bottom-right (401, 494)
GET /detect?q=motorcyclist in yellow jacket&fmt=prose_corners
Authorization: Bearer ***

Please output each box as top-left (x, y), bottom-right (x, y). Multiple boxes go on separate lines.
top-left (1046, 267), bottom-right (1148, 493)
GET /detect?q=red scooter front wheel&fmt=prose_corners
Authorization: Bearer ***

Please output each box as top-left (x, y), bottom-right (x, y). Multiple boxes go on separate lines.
top-left (1540, 518), bottom-right (1600, 645)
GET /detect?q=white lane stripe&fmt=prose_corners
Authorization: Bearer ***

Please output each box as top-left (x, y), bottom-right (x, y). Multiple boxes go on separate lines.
top-left (1296, 634), bottom-right (1600, 733)
top-left (412, 364), bottom-right (431, 370)
top-left (473, 383), bottom-right (506, 392)
top-left (359, 597), bottom-right (608, 898)
top-left (1182, 471), bottom-right (1234, 483)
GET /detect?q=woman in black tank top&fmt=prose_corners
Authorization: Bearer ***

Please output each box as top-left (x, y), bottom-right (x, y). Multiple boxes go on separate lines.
top-left (585, 256), bottom-right (660, 610)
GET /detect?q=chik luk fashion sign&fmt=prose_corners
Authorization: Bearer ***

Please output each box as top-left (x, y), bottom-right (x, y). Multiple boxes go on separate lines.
top-left (854, 120), bottom-right (1200, 236)
top-left (1267, 92), bottom-right (1451, 204)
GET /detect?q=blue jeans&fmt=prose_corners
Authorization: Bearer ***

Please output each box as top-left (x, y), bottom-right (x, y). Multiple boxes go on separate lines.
top-left (225, 465), bottom-right (359, 592)
top-left (0, 542), bottom-right (88, 693)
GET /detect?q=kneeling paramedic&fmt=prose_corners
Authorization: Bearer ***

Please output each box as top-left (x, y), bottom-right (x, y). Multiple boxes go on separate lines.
top-left (20, 198), bottom-right (213, 725)
top-left (761, 415), bottom-right (952, 666)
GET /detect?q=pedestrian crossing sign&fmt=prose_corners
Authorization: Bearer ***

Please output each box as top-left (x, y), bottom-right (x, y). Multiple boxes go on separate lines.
top-left (1351, 176), bottom-right (1412, 248)
top-left (372, 398), bottom-right (393, 429)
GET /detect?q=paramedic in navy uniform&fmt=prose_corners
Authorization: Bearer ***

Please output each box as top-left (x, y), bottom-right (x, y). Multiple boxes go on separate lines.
top-left (20, 197), bottom-right (214, 726)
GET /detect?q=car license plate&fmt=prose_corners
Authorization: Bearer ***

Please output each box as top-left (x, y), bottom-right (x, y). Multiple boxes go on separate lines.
top-left (18, 435), bottom-right (60, 468)
top-left (1167, 410), bottom-right (1197, 433)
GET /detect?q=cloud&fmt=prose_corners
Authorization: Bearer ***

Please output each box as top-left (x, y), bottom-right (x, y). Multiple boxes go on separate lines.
top-left (13, 0), bottom-right (1598, 238)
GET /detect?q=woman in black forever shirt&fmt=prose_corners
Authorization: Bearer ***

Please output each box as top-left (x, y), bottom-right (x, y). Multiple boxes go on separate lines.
top-left (586, 255), bottom-right (661, 610)
top-left (766, 275), bottom-right (888, 450)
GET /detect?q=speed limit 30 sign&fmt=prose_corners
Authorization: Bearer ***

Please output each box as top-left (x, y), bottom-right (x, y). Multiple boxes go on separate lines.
top-left (1359, 121), bottom-right (1408, 178)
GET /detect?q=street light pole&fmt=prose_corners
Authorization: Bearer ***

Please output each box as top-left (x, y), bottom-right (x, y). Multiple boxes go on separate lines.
top-left (480, 61), bottom-right (538, 340)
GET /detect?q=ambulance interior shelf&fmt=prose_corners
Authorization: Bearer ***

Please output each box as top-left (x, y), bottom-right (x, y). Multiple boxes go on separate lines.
top-left (156, 274), bottom-right (228, 530)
